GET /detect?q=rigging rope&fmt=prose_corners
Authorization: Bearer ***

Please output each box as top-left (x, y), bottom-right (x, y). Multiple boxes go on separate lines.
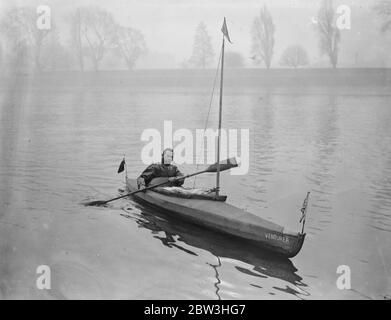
top-left (192, 48), bottom-right (223, 188)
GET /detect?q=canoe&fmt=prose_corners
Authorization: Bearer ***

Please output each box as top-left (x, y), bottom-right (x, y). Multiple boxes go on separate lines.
top-left (126, 178), bottom-right (305, 258)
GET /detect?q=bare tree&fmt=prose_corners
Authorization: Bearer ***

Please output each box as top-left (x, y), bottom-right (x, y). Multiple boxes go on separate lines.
top-left (41, 23), bottom-right (70, 71)
top-left (280, 45), bottom-right (309, 68)
top-left (0, 6), bottom-right (51, 71)
top-left (374, 1), bottom-right (391, 33)
top-left (112, 26), bottom-right (147, 70)
top-left (83, 7), bottom-right (117, 71)
top-left (70, 6), bottom-right (116, 71)
top-left (189, 22), bottom-right (214, 69)
top-left (317, 0), bottom-right (341, 69)
top-left (251, 5), bottom-right (275, 69)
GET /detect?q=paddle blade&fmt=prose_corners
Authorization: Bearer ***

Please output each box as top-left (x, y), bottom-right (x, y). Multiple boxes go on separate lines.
top-left (83, 200), bottom-right (108, 207)
top-left (205, 157), bottom-right (238, 172)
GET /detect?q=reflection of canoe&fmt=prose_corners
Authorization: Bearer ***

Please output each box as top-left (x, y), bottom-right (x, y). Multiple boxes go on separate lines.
top-left (126, 178), bottom-right (305, 258)
top-left (121, 203), bottom-right (307, 298)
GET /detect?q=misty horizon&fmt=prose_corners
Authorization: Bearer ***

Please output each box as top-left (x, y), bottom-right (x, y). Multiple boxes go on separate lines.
top-left (0, 0), bottom-right (390, 70)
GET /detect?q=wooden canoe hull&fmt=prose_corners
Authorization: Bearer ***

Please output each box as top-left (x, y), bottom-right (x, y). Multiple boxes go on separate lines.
top-left (126, 179), bottom-right (305, 258)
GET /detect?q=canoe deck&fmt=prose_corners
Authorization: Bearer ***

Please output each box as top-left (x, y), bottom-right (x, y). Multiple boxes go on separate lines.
top-left (126, 179), bottom-right (305, 258)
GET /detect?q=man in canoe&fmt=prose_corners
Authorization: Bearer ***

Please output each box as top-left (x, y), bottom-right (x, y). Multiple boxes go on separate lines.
top-left (137, 148), bottom-right (185, 189)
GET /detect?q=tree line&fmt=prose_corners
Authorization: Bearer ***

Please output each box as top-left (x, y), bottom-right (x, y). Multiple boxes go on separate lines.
top-left (0, 5), bottom-right (147, 72)
top-left (187, 0), bottom-right (391, 69)
top-left (0, 1), bottom-right (390, 72)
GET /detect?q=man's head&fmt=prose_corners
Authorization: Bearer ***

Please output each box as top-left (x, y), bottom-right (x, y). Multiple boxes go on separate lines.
top-left (161, 148), bottom-right (174, 165)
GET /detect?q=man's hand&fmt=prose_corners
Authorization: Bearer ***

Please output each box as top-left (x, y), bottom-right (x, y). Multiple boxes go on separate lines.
top-left (137, 178), bottom-right (146, 189)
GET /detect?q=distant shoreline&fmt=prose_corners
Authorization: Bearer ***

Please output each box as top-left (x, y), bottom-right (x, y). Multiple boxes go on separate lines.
top-left (1, 68), bottom-right (390, 90)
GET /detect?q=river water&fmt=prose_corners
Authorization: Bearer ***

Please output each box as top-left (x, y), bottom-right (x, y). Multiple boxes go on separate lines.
top-left (0, 72), bottom-right (390, 299)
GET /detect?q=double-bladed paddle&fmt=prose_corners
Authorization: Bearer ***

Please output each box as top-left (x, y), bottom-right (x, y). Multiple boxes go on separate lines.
top-left (83, 157), bottom-right (238, 206)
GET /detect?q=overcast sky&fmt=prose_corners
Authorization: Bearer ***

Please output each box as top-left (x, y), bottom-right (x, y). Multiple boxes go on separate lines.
top-left (1, 0), bottom-right (390, 68)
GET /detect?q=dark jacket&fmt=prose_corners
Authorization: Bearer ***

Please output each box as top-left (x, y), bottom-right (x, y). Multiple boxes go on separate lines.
top-left (137, 163), bottom-right (184, 187)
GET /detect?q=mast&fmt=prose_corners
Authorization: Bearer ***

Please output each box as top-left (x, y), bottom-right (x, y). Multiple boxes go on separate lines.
top-left (215, 36), bottom-right (225, 197)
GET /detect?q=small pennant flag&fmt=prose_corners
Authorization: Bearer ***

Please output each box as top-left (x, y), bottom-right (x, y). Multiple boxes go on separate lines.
top-left (221, 17), bottom-right (232, 43)
top-left (117, 158), bottom-right (126, 174)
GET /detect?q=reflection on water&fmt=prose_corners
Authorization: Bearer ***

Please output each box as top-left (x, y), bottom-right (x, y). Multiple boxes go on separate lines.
top-left (305, 94), bottom-right (340, 235)
top-left (207, 256), bottom-right (222, 300)
top-left (120, 201), bottom-right (308, 300)
top-left (368, 138), bottom-right (391, 233)
top-left (248, 92), bottom-right (276, 206)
